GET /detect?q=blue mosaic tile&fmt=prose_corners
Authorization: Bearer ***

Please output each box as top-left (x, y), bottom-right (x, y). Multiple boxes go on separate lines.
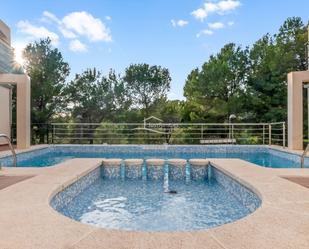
top-left (0, 147), bottom-right (52, 166)
top-left (191, 165), bottom-right (208, 181)
top-left (1, 144), bottom-right (307, 168)
top-left (211, 166), bottom-right (261, 212)
top-left (102, 165), bottom-right (121, 179)
top-left (268, 148), bottom-right (299, 163)
top-left (169, 165), bottom-right (186, 180)
top-left (125, 165), bottom-right (142, 179)
top-left (147, 165), bottom-right (164, 180)
top-left (50, 166), bottom-right (101, 210)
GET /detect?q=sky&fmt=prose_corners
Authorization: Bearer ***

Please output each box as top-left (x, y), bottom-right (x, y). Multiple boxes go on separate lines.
top-left (0, 0), bottom-right (308, 100)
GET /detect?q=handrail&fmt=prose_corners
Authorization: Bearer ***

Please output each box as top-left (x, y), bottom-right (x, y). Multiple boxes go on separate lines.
top-left (0, 133), bottom-right (17, 167)
top-left (132, 127), bottom-right (168, 134)
top-left (50, 122), bottom-right (273, 126)
top-left (300, 144), bottom-right (309, 168)
top-left (47, 122), bottom-right (286, 147)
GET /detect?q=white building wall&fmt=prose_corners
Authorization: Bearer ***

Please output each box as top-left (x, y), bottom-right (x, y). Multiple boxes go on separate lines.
top-left (0, 20), bottom-right (12, 145)
top-left (0, 85), bottom-right (11, 144)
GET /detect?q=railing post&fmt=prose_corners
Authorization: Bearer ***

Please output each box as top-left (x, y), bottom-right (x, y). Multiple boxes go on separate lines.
top-left (46, 124), bottom-right (49, 144)
top-left (283, 122), bottom-right (286, 148)
top-left (52, 124), bottom-right (55, 144)
top-left (262, 125), bottom-right (265, 145)
top-left (201, 125), bottom-right (203, 139)
top-left (268, 124), bottom-right (272, 145)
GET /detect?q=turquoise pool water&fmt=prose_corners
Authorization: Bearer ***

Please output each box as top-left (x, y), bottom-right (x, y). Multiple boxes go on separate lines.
top-left (52, 165), bottom-right (261, 231)
top-left (0, 145), bottom-right (306, 168)
top-left (59, 178), bottom-right (253, 231)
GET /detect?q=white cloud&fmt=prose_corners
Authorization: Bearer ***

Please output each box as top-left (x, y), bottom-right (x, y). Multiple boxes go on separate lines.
top-left (217, 0), bottom-right (241, 12)
top-left (17, 11), bottom-right (112, 53)
top-left (191, 0), bottom-right (241, 21)
top-left (17, 20), bottom-right (59, 45)
top-left (42, 11), bottom-right (61, 24)
top-left (228, 21), bottom-right (234, 26)
top-left (191, 8), bottom-right (207, 22)
top-left (208, 22), bottom-right (225, 29)
top-left (197, 29), bottom-right (214, 38)
top-left (105, 16), bottom-right (112, 21)
top-left (69, 39), bottom-right (87, 52)
top-left (59, 27), bottom-right (77, 39)
top-left (62, 11), bottom-right (112, 42)
top-left (41, 11), bottom-right (112, 42)
top-left (171, 19), bottom-right (189, 27)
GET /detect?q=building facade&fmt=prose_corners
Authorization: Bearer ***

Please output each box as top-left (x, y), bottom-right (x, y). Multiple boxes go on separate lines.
top-left (0, 20), bottom-right (13, 145)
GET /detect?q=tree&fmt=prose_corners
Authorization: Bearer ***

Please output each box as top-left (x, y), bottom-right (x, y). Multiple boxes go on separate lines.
top-left (124, 63), bottom-right (171, 118)
top-left (106, 70), bottom-right (132, 122)
top-left (183, 17), bottom-right (307, 124)
top-left (183, 43), bottom-right (249, 122)
top-left (246, 17), bottom-right (307, 122)
top-left (65, 68), bottom-right (131, 143)
top-left (66, 68), bottom-right (116, 123)
top-left (23, 38), bottom-right (70, 142)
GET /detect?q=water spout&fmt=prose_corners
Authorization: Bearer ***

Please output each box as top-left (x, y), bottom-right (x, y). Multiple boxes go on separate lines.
top-left (163, 160), bottom-right (177, 194)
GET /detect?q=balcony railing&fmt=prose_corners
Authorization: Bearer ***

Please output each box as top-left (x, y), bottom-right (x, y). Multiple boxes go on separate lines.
top-left (0, 41), bottom-right (13, 73)
top-left (10, 122), bottom-right (286, 147)
top-left (11, 122), bottom-right (286, 146)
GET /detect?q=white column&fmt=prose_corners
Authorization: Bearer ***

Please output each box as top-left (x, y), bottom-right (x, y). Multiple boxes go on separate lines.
top-left (288, 71), bottom-right (309, 150)
top-left (0, 74), bottom-right (31, 149)
top-left (16, 75), bottom-right (31, 149)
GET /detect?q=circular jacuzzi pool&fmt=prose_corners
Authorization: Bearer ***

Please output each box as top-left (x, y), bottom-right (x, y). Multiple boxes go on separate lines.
top-left (51, 159), bottom-right (261, 232)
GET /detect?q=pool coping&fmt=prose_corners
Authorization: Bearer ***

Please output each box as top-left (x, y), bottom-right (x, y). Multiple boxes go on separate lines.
top-left (0, 156), bottom-right (309, 248)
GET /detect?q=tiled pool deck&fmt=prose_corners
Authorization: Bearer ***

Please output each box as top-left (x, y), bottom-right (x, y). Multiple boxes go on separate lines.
top-left (0, 145), bottom-right (309, 248)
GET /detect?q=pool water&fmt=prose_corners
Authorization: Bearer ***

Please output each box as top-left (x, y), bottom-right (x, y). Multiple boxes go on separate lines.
top-left (0, 145), bottom-right (306, 168)
top-left (9, 151), bottom-right (302, 168)
top-left (59, 178), bottom-right (254, 231)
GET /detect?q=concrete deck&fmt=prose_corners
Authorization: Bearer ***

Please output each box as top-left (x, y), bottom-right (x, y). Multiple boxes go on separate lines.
top-left (0, 175), bottom-right (34, 190)
top-left (283, 176), bottom-right (309, 188)
top-left (0, 150), bottom-right (309, 248)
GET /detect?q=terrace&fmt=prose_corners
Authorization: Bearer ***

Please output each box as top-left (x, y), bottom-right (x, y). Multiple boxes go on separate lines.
top-left (1, 13), bottom-right (309, 249)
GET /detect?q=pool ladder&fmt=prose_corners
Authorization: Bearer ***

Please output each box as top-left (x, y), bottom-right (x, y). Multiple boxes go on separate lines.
top-left (300, 144), bottom-right (309, 168)
top-left (0, 134), bottom-right (17, 167)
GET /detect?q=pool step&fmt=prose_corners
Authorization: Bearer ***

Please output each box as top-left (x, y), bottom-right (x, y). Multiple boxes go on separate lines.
top-left (102, 158), bottom-right (210, 181)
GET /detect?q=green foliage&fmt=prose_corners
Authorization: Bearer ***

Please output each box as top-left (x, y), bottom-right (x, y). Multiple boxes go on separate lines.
top-left (64, 68), bottom-right (132, 143)
top-left (246, 17), bottom-right (307, 122)
top-left (184, 17), bottom-right (308, 124)
top-left (23, 38), bottom-right (70, 123)
top-left (124, 63), bottom-right (171, 118)
top-left (184, 43), bottom-right (248, 122)
top-left (23, 38), bottom-right (70, 142)
top-left (65, 68), bottom-right (129, 123)
top-left (157, 100), bottom-right (185, 123)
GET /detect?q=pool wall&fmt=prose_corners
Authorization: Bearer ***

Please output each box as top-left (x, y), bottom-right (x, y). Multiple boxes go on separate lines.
top-left (51, 166), bottom-right (101, 211)
top-left (50, 161), bottom-right (261, 216)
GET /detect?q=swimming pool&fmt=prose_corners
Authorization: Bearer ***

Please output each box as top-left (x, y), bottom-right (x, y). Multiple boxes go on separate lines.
top-left (51, 163), bottom-right (261, 231)
top-left (0, 145), bottom-right (307, 168)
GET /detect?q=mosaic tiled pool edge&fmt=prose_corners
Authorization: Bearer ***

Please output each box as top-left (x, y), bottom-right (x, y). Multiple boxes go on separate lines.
top-left (1, 145), bottom-right (307, 168)
top-left (212, 167), bottom-right (261, 212)
top-left (50, 167), bottom-right (101, 211)
top-left (50, 163), bottom-right (261, 228)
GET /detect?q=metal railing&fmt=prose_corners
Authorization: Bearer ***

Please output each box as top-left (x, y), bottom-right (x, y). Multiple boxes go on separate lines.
top-left (46, 122), bottom-right (286, 146)
top-left (11, 123), bottom-right (52, 145)
top-left (300, 143), bottom-right (309, 168)
top-left (0, 133), bottom-right (17, 167)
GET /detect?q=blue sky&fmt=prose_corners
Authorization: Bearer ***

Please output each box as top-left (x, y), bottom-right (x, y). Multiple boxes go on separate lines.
top-left (1, 0), bottom-right (308, 100)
